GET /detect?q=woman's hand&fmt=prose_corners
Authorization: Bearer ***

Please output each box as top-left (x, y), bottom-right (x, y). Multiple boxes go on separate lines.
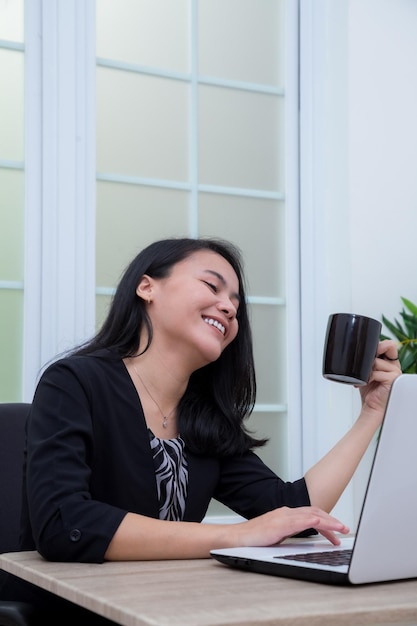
top-left (233, 506), bottom-right (349, 548)
top-left (359, 339), bottom-right (402, 417)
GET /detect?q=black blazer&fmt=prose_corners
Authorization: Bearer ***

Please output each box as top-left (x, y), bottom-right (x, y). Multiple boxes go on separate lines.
top-left (21, 351), bottom-right (311, 563)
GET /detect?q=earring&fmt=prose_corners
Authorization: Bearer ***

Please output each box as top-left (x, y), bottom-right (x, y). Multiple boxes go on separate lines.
top-left (147, 297), bottom-right (152, 304)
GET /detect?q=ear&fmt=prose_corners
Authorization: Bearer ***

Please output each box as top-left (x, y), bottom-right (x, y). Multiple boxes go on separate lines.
top-left (136, 274), bottom-right (154, 303)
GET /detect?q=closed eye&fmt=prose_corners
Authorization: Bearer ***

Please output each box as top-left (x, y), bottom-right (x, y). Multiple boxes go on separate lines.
top-left (202, 280), bottom-right (218, 293)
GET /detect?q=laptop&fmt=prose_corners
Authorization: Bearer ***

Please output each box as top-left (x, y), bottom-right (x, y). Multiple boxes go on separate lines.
top-left (211, 373), bottom-right (417, 585)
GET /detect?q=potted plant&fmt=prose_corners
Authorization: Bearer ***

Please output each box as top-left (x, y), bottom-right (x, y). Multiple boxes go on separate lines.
top-left (381, 297), bottom-right (417, 373)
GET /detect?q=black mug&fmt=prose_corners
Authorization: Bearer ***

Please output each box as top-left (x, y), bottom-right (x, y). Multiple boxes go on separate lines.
top-left (322, 313), bottom-right (382, 385)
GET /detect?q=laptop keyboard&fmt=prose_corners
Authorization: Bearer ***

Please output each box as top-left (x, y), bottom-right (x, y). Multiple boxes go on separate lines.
top-left (277, 548), bottom-right (352, 567)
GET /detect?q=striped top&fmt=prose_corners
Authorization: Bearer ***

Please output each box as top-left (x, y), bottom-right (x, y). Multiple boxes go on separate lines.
top-left (148, 430), bottom-right (188, 521)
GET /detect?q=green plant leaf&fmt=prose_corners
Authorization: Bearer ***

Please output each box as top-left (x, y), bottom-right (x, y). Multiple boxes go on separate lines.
top-left (381, 297), bottom-right (417, 374)
top-left (400, 352), bottom-right (417, 373)
top-left (381, 316), bottom-right (408, 342)
top-left (402, 297), bottom-right (417, 317)
top-left (400, 311), bottom-right (417, 336)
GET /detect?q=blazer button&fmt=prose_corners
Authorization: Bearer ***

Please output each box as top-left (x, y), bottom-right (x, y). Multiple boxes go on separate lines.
top-left (69, 529), bottom-right (82, 542)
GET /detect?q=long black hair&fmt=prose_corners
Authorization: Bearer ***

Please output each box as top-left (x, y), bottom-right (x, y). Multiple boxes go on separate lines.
top-left (74, 238), bottom-right (266, 456)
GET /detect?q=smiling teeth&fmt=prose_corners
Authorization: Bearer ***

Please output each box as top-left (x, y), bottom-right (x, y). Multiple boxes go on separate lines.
top-left (204, 317), bottom-right (225, 335)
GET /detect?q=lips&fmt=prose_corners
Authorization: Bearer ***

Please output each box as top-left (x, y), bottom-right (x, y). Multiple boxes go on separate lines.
top-left (203, 317), bottom-right (226, 336)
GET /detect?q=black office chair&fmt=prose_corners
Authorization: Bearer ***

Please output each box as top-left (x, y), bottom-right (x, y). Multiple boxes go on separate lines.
top-left (0, 402), bottom-right (40, 626)
top-left (0, 403), bottom-right (119, 626)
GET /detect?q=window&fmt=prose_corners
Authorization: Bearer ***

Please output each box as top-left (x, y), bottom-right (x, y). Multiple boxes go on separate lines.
top-left (95, 0), bottom-right (301, 516)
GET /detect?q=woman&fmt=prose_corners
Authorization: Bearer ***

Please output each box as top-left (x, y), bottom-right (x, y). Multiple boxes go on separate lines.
top-left (19, 237), bottom-right (401, 562)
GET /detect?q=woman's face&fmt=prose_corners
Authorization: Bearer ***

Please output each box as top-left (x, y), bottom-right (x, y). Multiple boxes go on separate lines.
top-left (137, 250), bottom-right (240, 369)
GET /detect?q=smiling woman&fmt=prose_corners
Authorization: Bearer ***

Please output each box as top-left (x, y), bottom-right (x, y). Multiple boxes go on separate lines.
top-left (74, 238), bottom-right (257, 451)
top-left (1, 236), bottom-right (401, 613)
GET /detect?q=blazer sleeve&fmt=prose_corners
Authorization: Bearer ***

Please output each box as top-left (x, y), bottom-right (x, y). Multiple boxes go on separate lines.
top-left (24, 358), bottom-right (128, 563)
top-left (214, 450), bottom-right (312, 519)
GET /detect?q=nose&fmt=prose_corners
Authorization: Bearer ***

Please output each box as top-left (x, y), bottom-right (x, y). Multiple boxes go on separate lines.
top-left (217, 297), bottom-right (237, 320)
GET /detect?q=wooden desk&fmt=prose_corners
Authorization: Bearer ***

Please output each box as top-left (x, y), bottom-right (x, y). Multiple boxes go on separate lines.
top-left (1, 551), bottom-right (417, 626)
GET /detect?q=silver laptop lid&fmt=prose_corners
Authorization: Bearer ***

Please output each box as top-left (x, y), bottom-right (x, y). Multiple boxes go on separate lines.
top-left (348, 373), bottom-right (417, 583)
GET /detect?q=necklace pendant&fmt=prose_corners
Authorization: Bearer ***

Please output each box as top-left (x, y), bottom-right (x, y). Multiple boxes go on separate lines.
top-left (162, 416), bottom-right (168, 428)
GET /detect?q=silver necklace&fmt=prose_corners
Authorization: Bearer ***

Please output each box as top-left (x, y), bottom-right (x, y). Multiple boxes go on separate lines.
top-left (131, 361), bottom-right (176, 429)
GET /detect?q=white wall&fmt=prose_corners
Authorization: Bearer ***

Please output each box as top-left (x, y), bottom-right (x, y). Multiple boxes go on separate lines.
top-left (349, 0), bottom-right (417, 324)
top-left (299, 0), bottom-right (417, 527)
top-left (348, 0), bottom-right (417, 519)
